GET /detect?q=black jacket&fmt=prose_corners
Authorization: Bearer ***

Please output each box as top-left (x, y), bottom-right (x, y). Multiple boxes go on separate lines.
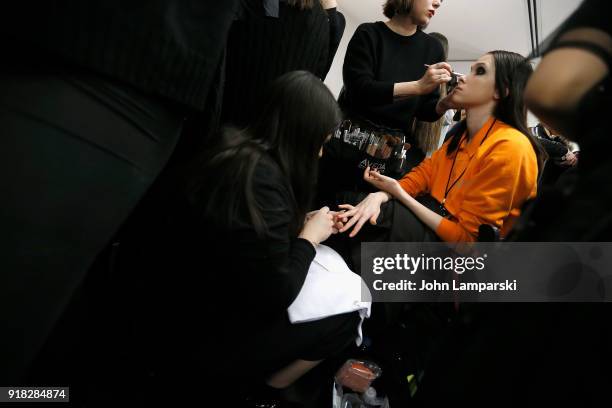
top-left (1, 0), bottom-right (240, 110)
top-left (222, 0), bottom-right (331, 127)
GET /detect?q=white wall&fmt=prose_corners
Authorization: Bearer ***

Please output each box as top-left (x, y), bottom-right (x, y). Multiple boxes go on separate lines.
top-left (324, 0), bottom-right (581, 103)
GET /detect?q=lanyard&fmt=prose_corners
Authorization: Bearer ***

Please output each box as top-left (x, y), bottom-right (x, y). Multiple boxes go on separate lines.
top-left (442, 119), bottom-right (497, 205)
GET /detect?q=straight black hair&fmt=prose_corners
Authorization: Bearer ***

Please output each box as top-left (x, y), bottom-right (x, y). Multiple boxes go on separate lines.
top-left (446, 50), bottom-right (546, 171)
top-left (187, 71), bottom-right (342, 237)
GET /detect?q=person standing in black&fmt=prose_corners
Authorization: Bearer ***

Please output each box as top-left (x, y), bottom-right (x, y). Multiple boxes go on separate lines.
top-left (322, 0), bottom-right (348, 75)
top-left (223, 0), bottom-right (345, 128)
top-left (319, 0), bottom-right (454, 202)
top-left (0, 0), bottom-right (240, 400)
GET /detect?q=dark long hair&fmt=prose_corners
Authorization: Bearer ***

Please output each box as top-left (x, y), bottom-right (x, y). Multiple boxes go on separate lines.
top-left (446, 50), bottom-right (546, 171)
top-left (187, 71), bottom-right (341, 236)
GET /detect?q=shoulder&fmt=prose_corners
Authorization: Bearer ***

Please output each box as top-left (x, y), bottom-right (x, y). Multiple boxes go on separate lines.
top-left (420, 31), bottom-right (443, 48)
top-left (356, 22), bottom-right (382, 32)
top-left (353, 22), bottom-right (386, 39)
top-left (419, 31), bottom-right (445, 57)
top-left (253, 155), bottom-right (285, 187)
top-left (485, 122), bottom-right (536, 160)
top-left (347, 23), bottom-right (382, 50)
top-left (252, 155), bottom-right (293, 205)
top-left (280, 1), bottom-right (327, 24)
top-left (490, 122), bottom-right (531, 144)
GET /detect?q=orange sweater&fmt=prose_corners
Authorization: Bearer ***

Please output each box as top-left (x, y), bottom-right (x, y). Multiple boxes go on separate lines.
top-left (399, 117), bottom-right (538, 242)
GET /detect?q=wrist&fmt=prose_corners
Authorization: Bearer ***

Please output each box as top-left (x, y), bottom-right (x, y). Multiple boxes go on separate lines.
top-left (375, 191), bottom-right (392, 203)
top-left (394, 81), bottom-right (423, 97)
top-left (414, 79), bottom-right (425, 95)
top-left (412, 80), bottom-right (424, 96)
top-left (298, 234), bottom-right (318, 247)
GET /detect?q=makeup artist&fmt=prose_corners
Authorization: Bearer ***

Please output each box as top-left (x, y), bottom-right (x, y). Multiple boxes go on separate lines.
top-left (318, 0), bottom-right (454, 202)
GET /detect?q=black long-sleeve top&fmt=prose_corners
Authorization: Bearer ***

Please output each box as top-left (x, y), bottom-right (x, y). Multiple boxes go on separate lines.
top-left (206, 156), bottom-right (315, 325)
top-left (325, 8), bottom-right (347, 76)
top-left (340, 22), bottom-right (445, 137)
top-left (535, 136), bottom-right (569, 162)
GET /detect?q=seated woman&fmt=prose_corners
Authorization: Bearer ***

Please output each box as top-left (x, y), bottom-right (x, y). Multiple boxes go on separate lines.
top-left (157, 71), bottom-right (362, 399)
top-left (338, 50), bottom-right (545, 242)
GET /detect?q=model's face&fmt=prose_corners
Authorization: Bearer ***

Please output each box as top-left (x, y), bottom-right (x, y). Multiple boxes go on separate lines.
top-left (410, 0), bottom-right (442, 26)
top-left (448, 54), bottom-right (498, 109)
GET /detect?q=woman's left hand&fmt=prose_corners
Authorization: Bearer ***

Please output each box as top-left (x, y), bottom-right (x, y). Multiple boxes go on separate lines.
top-left (306, 210), bottom-right (346, 232)
top-left (363, 167), bottom-right (402, 197)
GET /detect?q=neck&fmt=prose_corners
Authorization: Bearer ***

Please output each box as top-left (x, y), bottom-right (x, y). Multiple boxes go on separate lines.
top-left (386, 14), bottom-right (418, 36)
top-left (465, 103), bottom-right (495, 137)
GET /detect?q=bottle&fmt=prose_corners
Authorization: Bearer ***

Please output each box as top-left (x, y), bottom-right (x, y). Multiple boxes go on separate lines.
top-left (341, 393), bottom-right (365, 408)
top-left (389, 135), bottom-right (406, 175)
top-left (361, 387), bottom-right (385, 406)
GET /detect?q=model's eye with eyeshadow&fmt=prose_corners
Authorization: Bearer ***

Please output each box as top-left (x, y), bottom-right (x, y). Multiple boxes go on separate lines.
top-left (475, 66), bottom-right (486, 75)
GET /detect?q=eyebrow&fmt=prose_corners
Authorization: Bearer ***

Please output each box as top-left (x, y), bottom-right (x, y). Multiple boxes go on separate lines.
top-left (470, 62), bottom-right (487, 70)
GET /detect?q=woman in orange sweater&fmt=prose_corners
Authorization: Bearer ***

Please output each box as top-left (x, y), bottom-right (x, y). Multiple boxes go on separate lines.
top-left (338, 50), bottom-right (545, 242)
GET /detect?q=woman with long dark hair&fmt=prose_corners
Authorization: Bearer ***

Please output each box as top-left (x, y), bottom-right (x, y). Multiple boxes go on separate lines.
top-left (338, 50), bottom-right (545, 242)
top-left (152, 71), bottom-right (360, 398)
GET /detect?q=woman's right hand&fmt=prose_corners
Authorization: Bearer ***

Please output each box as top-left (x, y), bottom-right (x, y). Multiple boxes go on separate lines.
top-left (337, 192), bottom-right (391, 238)
top-left (418, 62), bottom-right (453, 95)
top-left (561, 150), bottom-right (578, 167)
top-left (299, 207), bottom-right (335, 245)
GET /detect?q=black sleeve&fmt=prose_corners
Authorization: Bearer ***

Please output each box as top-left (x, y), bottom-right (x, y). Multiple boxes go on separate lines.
top-left (235, 0), bottom-right (264, 20)
top-left (415, 40), bottom-right (445, 122)
top-left (323, 8), bottom-right (346, 78)
top-left (535, 136), bottom-right (570, 161)
top-left (343, 25), bottom-right (395, 106)
top-left (237, 161), bottom-right (316, 312)
top-left (311, 3), bottom-right (332, 80)
top-left (415, 84), bottom-right (442, 122)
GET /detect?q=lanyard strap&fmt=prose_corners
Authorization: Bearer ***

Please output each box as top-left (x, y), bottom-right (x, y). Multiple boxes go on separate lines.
top-left (443, 119), bottom-right (497, 204)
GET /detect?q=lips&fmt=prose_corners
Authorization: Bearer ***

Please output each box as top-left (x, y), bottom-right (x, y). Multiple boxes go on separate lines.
top-left (428, 10), bottom-right (435, 17)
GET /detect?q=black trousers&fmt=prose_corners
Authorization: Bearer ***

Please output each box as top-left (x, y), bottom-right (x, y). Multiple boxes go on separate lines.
top-left (217, 311), bottom-right (362, 381)
top-left (0, 68), bottom-right (184, 383)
